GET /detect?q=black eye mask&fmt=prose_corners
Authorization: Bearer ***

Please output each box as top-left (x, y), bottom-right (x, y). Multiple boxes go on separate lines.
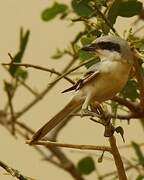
top-left (97, 41), bottom-right (121, 53)
top-left (81, 41), bottom-right (121, 53)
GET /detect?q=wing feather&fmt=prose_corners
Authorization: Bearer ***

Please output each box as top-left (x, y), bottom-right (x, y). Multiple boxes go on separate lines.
top-left (62, 63), bottom-right (100, 93)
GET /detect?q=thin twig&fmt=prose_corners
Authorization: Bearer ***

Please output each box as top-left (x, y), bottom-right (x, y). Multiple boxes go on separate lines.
top-left (6, 89), bottom-right (16, 135)
top-left (26, 140), bottom-right (112, 152)
top-left (13, 121), bottom-right (85, 180)
top-left (72, 111), bottom-right (138, 121)
top-left (18, 79), bottom-right (39, 97)
top-left (132, 24), bottom-right (144, 35)
top-left (112, 96), bottom-right (138, 113)
top-left (100, 163), bottom-right (140, 180)
top-left (49, 57), bottom-right (96, 86)
top-left (13, 56), bottom-right (77, 119)
top-left (14, 57), bottom-right (95, 119)
top-left (2, 62), bottom-right (75, 85)
top-left (15, 127), bottom-right (63, 170)
top-left (93, 5), bottom-right (119, 36)
top-left (0, 160), bottom-right (33, 180)
top-left (34, 146), bottom-right (63, 169)
top-left (109, 112), bottom-right (137, 120)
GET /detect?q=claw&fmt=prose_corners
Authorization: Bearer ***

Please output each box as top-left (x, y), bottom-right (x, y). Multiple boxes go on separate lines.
top-left (80, 109), bottom-right (89, 117)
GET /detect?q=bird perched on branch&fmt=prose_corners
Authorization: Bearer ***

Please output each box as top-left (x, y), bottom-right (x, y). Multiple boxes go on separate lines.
top-left (31, 36), bottom-right (133, 143)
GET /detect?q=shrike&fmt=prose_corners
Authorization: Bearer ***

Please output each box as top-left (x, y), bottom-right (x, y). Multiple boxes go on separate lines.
top-left (31, 36), bottom-right (133, 143)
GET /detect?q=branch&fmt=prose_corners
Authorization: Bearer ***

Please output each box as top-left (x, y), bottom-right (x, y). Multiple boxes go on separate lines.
top-left (93, 4), bottom-right (119, 35)
top-left (13, 121), bottom-right (85, 180)
top-left (109, 112), bottom-right (137, 120)
top-left (2, 62), bottom-right (75, 85)
top-left (0, 160), bottom-right (33, 180)
top-left (72, 111), bottom-right (139, 121)
top-left (100, 163), bottom-right (140, 180)
top-left (109, 136), bottom-right (127, 180)
top-left (112, 96), bottom-right (138, 113)
top-left (13, 56), bottom-right (78, 119)
top-left (49, 57), bottom-right (96, 86)
top-left (26, 140), bottom-right (112, 152)
top-left (18, 78), bottom-right (39, 97)
top-left (14, 57), bottom-right (95, 119)
top-left (15, 127), bottom-right (63, 170)
top-left (133, 51), bottom-right (144, 108)
top-left (6, 88), bottom-right (16, 135)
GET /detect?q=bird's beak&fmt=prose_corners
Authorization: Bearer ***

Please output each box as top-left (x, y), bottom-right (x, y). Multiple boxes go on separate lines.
top-left (81, 43), bottom-right (98, 52)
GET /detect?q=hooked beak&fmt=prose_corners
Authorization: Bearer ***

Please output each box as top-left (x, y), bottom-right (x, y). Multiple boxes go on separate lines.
top-left (81, 43), bottom-right (98, 51)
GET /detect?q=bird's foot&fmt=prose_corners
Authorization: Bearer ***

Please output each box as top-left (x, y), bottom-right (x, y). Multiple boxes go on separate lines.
top-left (80, 109), bottom-right (97, 117)
top-left (81, 108), bottom-right (103, 118)
top-left (80, 109), bottom-right (89, 117)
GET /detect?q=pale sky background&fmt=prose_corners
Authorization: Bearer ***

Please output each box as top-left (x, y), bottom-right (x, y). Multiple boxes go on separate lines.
top-left (0, 1), bottom-right (144, 180)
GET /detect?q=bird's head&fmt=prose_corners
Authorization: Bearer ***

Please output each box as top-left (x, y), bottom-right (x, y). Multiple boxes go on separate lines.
top-left (81, 36), bottom-right (133, 64)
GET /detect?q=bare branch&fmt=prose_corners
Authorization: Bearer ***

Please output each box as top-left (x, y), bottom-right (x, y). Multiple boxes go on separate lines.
top-left (49, 57), bottom-right (96, 86)
top-left (112, 96), bottom-right (138, 113)
top-left (26, 140), bottom-right (112, 152)
top-left (13, 56), bottom-right (78, 119)
top-left (2, 62), bottom-right (75, 85)
top-left (100, 163), bottom-right (140, 180)
top-left (0, 160), bottom-right (33, 180)
top-left (18, 79), bottom-right (39, 97)
top-left (109, 112), bottom-right (137, 120)
top-left (13, 121), bottom-right (85, 180)
top-left (6, 88), bottom-right (16, 135)
top-left (109, 136), bottom-right (127, 180)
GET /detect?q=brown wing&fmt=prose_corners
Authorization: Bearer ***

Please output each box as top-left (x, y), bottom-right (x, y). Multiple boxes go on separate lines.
top-left (62, 70), bottom-right (100, 93)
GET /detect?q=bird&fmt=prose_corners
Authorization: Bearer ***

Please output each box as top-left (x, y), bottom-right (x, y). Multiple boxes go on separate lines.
top-left (30, 35), bottom-right (134, 143)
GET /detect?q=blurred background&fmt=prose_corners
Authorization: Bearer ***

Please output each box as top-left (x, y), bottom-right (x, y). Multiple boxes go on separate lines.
top-left (0, 0), bottom-right (144, 179)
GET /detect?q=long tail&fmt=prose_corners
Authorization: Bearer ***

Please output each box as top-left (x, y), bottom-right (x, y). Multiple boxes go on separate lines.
top-left (31, 98), bottom-right (83, 143)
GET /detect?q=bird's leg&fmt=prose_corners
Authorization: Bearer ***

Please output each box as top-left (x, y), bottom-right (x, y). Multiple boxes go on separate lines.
top-left (81, 94), bottom-right (92, 117)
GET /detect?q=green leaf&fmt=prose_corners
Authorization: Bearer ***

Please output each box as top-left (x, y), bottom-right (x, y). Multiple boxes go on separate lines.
top-left (9, 28), bottom-right (30, 77)
top-left (107, 0), bottom-right (121, 26)
top-left (20, 28), bottom-right (30, 54)
top-left (111, 101), bottom-right (118, 115)
top-left (41, 2), bottom-right (68, 21)
top-left (79, 36), bottom-right (100, 68)
top-left (117, 1), bottom-right (142, 17)
top-left (51, 49), bottom-right (65, 59)
top-left (78, 49), bottom-right (99, 68)
top-left (15, 68), bottom-right (28, 80)
top-left (80, 36), bottom-right (95, 46)
top-left (77, 156), bottom-right (95, 175)
top-left (107, 0), bottom-right (143, 26)
top-left (132, 141), bottom-right (144, 166)
top-left (134, 39), bottom-right (144, 51)
top-left (79, 36), bottom-right (97, 64)
top-left (79, 49), bottom-right (93, 61)
top-left (136, 175), bottom-right (144, 180)
top-left (120, 80), bottom-right (139, 101)
top-left (95, 0), bottom-right (107, 8)
top-left (71, 0), bottom-right (93, 17)
top-left (4, 81), bottom-right (14, 96)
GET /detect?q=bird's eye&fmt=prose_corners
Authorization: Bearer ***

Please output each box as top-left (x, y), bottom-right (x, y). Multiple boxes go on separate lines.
top-left (97, 41), bottom-right (121, 52)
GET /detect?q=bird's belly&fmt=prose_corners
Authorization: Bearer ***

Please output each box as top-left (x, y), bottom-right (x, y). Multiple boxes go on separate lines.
top-left (81, 70), bottom-right (129, 103)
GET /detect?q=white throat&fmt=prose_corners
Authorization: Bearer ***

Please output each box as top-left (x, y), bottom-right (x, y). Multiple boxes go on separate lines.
top-left (98, 50), bottom-right (121, 62)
